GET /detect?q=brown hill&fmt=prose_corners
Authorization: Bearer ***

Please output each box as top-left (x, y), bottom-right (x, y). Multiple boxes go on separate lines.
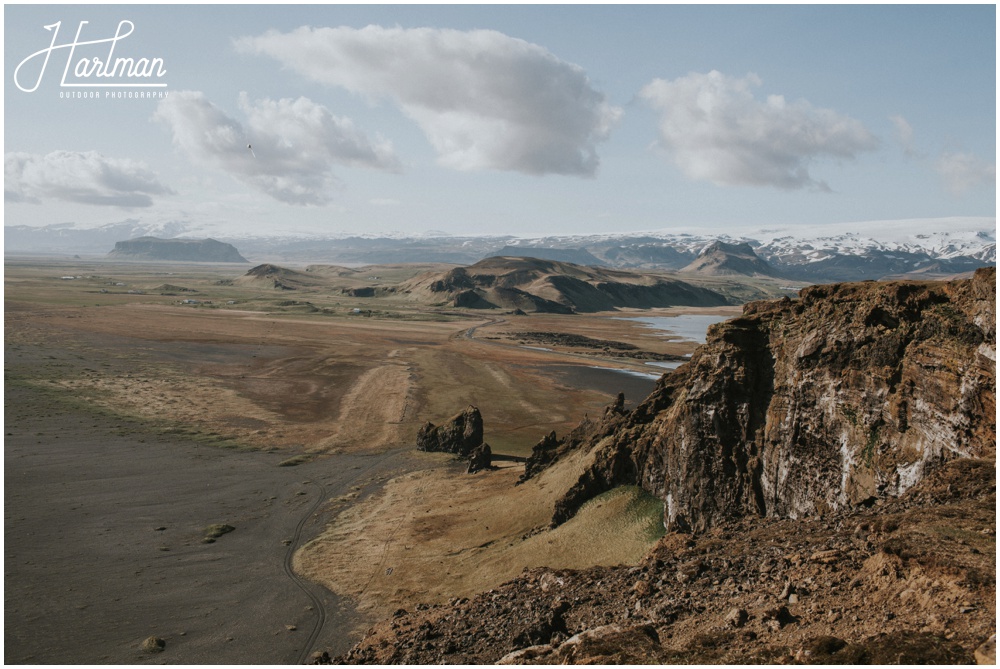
top-left (681, 241), bottom-right (780, 277)
top-left (401, 256), bottom-right (730, 313)
top-left (234, 263), bottom-right (321, 290)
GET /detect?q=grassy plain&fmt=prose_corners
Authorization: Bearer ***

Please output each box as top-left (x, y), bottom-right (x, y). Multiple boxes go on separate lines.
top-left (5, 255), bottom-right (744, 653)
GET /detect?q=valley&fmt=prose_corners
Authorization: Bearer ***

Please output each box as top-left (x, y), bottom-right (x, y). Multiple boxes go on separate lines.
top-left (5, 4), bottom-right (992, 665)
top-left (4, 257), bottom-right (993, 664)
top-left (5, 255), bottom-right (743, 662)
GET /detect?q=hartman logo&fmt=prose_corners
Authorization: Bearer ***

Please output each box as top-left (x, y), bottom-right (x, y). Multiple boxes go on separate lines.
top-left (14, 20), bottom-right (168, 94)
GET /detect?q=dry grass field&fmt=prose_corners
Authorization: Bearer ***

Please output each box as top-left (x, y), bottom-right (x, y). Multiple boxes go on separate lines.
top-left (5, 256), bottom-right (742, 658)
top-left (5, 257), bottom-right (737, 456)
top-left (297, 447), bottom-right (668, 626)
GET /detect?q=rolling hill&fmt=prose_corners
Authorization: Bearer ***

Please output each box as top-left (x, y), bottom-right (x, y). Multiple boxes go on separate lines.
top-left (400, 256), bottom-right (730, 312)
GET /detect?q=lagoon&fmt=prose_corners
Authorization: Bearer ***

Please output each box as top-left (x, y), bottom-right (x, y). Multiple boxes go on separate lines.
top-left (616, 313), bottom-right (732, 344)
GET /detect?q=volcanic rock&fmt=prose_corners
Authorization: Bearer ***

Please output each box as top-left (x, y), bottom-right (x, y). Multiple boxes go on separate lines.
top-left (467, 443), bottom-right (492, 473)
top-left (332, 455), bottom-right (994, 664)
top-left (551, 268), bottom-right (995, 532)
top-left (497, 623), bottom-right (663, 664)
top-left (416, 406), bottom-right (484, 456)
top-left (725, 607), bottom-right (749, 628)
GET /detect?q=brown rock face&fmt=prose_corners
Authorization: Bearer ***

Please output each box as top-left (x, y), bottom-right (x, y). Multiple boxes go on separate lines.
top-left (467, 443), bottom-right (492, 473)
top-left (416, 406), bottom-right (484, 456)
top-left (554, 269), bottom-right (996, 532)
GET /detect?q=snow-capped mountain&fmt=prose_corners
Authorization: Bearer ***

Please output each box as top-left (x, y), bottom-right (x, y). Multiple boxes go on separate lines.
top-left (500, 217), bottom-right (995, 280)
top-left (5, 216), bottom-right (994, 282)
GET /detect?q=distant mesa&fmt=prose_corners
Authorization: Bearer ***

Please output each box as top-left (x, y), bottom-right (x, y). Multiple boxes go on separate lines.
top-left (402, 256), bottom-right (730, 313)
top-left (108, 236), bottom-right (247, 263)
top-left (680, 241), bottom-right (781, 277)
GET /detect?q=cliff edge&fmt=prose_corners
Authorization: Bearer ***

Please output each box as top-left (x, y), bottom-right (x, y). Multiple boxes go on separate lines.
top-left (549, 268), bottom-right (995, 531)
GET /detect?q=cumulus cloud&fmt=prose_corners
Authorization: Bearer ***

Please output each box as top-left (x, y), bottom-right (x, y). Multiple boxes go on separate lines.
top-left (936, 151), bottom-right (996, 196)
top-left (153, 91), bottom-right (400, 205)
top-left (639, 70), bottom-right (878, 190)
top-left (235, 25), bottom-right (621, 176)
top-left (5, 150), bottom-right (172, 207)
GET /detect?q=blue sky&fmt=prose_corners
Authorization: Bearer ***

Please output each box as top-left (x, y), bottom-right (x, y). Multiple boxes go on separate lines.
top-left (4, 4), bottom-right (995, 238)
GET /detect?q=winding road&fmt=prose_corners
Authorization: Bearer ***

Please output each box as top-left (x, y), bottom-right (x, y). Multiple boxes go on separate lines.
top-left (284, 479), bottom-right (330, 664)
top-left (280, 447), bottom-right (413, 663)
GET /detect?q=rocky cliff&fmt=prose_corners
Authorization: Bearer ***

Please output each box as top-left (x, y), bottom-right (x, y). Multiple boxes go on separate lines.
top-left (416, 406), bottom-right (484, 456)
top-left (545, 268), bottom-right (995, 532)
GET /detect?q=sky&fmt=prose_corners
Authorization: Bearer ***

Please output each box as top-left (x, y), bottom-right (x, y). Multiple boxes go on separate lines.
top-left (4, 3), bottom-right (996, 239)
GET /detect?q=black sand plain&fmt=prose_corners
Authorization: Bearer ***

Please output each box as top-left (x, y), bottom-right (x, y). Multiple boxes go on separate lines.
top-left (5, 355), bottom-right (414, 664)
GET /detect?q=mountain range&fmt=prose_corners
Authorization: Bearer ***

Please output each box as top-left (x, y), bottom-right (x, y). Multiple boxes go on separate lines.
top-left (5, 218), bottom-right (994, 283)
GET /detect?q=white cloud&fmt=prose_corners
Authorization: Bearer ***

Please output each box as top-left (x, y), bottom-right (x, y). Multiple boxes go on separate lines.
top-left (153, 91), bottom-right (400, 205)
top-left (5, 150), bottom-right (172, 207)
top-left (936, 151), bottom-right (996, 196)
top-left (639, 70), bottom-right (878, 190)
top-left (888, 114), bottom-right (920, 158)
top-left (235, 25), bottom-right (621, 176)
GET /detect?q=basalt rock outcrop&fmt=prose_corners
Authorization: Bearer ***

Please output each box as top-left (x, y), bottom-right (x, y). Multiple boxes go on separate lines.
top-left (416, 406), bottom-right (484, 456)
top-left (547, 268), bottom-right (995, 532)
top-left (466, 443), bottom-right (493, 473)
top-left (518, 393), bottom-right (631, 485)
